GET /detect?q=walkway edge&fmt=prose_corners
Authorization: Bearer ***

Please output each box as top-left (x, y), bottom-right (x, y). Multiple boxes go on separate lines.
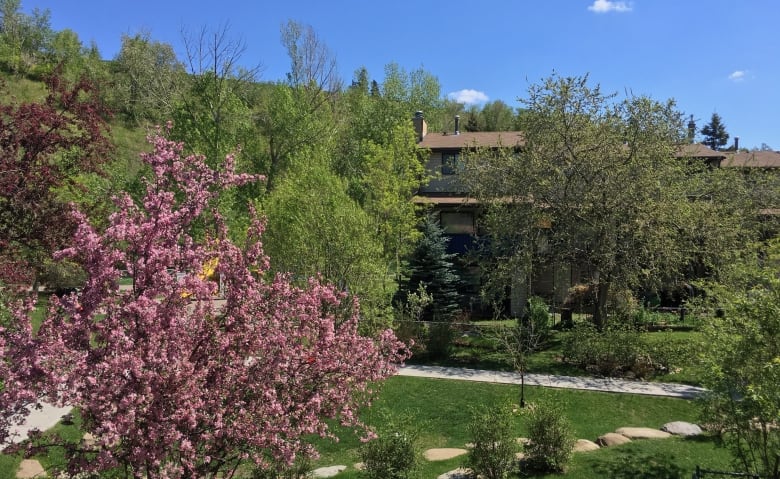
top-left (397, 365), bottom-right (706, 399)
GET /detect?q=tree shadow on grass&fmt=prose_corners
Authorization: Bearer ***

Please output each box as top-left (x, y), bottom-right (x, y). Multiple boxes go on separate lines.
top-left (592, 450), bottom-right (686, 479)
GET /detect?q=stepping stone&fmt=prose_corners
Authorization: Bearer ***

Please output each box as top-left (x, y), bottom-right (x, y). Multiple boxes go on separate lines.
top-left (616, 427), bottom-right (672, 439)
top-left (82, 432), bottom-right (97, 448)
top-left (516, 437), bottom-right (530, 446)
top-left (437, 467), bottom-right (473, 479)
top-left (16, 459), bottom-right (46, 478)
top-left (573, 439), bottom-right (600, 452)
top-left (311, 465), bottom-right (346, 478)
top-left (424, 448), bottom-right (468, 461)
top-left (662, 421), bottom-right (703, 437)
top-left (597, 432), bottom-right (632, 447)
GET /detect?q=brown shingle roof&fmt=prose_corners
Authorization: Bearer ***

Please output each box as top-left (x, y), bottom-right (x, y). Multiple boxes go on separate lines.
top-left (674, 143), bottom-right (726, 159)
top-left (418, 131), bottom-right (524, 149)
top-left (723, 150), bottom-right (780, 168)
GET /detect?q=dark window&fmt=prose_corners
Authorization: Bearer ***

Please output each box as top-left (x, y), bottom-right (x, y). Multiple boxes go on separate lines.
top-left (441, 152), bottom-right (460, 175)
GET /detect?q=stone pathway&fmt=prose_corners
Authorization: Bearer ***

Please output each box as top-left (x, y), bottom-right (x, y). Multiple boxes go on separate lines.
top-left (398, 365), bottom-right (706, 399)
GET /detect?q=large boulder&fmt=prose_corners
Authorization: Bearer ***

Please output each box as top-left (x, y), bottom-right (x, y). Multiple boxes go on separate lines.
top-left (615, 427), bottom-right (672, 439)
top-left (597, 432), bottom-right (632, 447)
top-left (662, 421), bottom-right (703, 437)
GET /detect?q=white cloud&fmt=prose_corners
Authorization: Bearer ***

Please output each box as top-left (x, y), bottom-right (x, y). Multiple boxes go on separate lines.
top-left (728, 70), bottom-right (746, 82)
top-left (587, 0), bottom-right (633, 13)
top-left (447, 89), bottom-right (489, 105)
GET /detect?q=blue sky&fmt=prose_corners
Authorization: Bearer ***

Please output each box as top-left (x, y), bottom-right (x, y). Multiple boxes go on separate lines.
top-left (25, 0), bottom-right (780, 149)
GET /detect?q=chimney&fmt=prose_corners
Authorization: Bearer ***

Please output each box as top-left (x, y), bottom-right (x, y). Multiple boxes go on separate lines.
top-left (687, 114), bottom-right (696, 144)
top-left (734, 136), bottom-right (739, 151)
top-left (412, 111), bottom-right (427, 142)
top-left (454, 115), bottom-right (460, 135)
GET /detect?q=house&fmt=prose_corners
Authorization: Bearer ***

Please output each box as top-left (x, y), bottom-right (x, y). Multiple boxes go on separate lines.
top-left (411, 111), bottom-right (750, 318)
top-left (412, 112), bottom-right (528, 316)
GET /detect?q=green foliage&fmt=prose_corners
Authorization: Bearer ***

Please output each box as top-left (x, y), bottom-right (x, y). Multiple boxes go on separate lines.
top-left (523, 296), bottom-right (551, 346)
top-left (524, 398), bottom-right (575, 473)
top-left (359, 421), bottom-right (420, 479)
top-left (699, 241), bottom-right (780, 478)
top-left (561, 323), bottom-right (692, 379)
top-left (393, 283), bottom-right (432, 357)
top-left (395, 216), bottom-right (462, 323)
top-left (463, 73), bottom-right (730, 329)
top-left (250, 457), bottom-right (313, 479)
top-left (110, 32), bottom-right (185, 125)
top-left (262, 151), bottom-right (391, 334)
top-left (0, 0), bottom-right (52, 75)
top-left (465, 403), bottom-right (517, 479)
top-left (425, 322), bottom-right (455, 360)
top-left (38, 259), bottom-right (85, 292)
top-left (381, 63), bottom-right (444, 131)
top-left (701, 112), bottom-right (730, 151)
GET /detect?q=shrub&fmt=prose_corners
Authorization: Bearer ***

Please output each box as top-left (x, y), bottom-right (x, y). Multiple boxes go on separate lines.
top-left (561, 323), bottom-right (645, 377)
top-left (39, 259), bottom-right (86, 293)
top-left (359, 421), bottom-right (419, 479)
top-left (522, 296), bottom-right (551, 348)
top-left (524, 399), bottom-right (575, 473)
top-left (465, 404), bottom-right (517, 479)
top-left (426, 322), bottom-right (454, 360)
top-left (563, 283), bottom-right (595, 313)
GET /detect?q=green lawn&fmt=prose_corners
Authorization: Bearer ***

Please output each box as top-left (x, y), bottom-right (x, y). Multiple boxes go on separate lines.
top-left (307, 376), bottom-right (731, 478)
top-left (1, 375), bottom-right (733, 478)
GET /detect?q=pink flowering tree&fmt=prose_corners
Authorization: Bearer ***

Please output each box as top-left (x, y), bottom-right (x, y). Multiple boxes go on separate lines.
top-left (0, 129), bottom-right (409, 478)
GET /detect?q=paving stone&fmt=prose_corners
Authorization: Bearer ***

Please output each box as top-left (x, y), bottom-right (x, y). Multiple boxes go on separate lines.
top-left (662, 421), bottom-right (703, 437)
top-left (424, 448), bottom-right (468, 461)
top-left (597, 432), bottom-right (632, 447)
top-left (616, 427), bottom-right (672, 439)
top-left (311, 465), bottom-right (346, 478)
top-left (16, 459), bottom-right (46, 478)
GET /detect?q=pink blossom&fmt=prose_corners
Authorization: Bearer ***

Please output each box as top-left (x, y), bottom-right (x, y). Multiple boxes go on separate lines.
top-left (0, 130), bottom-right (409, 478)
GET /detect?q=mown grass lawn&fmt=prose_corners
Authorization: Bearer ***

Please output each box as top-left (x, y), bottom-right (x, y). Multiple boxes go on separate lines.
top-left (307, 376), bottom-right (731, 478)
top-left (0, 375), bottom-right (732, 478)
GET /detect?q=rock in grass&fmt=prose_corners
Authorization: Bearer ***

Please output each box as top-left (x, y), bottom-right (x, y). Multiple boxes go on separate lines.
top-left (437, 467), bottom-right (473, 479)
top-left (616, 427), bottom-right (672, 439)
top-left (573, 439), bottom-right (600, 452)
top-left (662, 421), bottom-right (703, 437)
top-left (311, 465), bottom-right (347, 478)
top-left (597, 432), bottom-right (632, 447)
top-left (424, 448), bottom-right (468, 461)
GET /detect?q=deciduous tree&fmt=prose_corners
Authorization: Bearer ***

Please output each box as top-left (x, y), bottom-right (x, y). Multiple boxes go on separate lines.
top-left (700, 240), bottom-right (780, 479)
top-left (0, 130), bottom-right (409, 478)
top-left (0, 73), bottom-right (111, 288)
top-left (464, 74), bottom-right (693, 328)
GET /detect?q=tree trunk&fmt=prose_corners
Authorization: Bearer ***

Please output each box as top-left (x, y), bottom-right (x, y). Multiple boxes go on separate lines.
top-left (593, 279), bottom-right (610, 331)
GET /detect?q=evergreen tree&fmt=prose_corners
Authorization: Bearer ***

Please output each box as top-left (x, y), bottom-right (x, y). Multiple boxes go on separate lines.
top-left (701, 112), bottom-right (730, 151)
top-left (395, 216), bottom-right (462, 322)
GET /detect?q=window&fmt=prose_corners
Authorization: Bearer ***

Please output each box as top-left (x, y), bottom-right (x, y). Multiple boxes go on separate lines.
top-left (440, 211), bottom-right (475, 234)
top-left (441, 152), bottom-right (460, 175)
